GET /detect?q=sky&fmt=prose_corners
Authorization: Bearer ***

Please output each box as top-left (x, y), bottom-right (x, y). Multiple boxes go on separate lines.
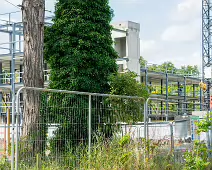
top-left (0, 0), bottom-right (202, 70)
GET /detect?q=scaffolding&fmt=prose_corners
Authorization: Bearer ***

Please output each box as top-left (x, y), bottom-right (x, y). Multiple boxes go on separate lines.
top-left (0, 11), bottom-right (52, 118)
top-left (202, 0), bottom-right (212, 110)
top-left (141, 68), bottom-right (204, 121)
top-left (0, 11), bottom-right (52, 159)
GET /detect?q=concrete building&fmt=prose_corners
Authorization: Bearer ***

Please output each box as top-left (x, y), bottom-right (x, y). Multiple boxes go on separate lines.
top-left (111, 21), bottom-right (141, 79)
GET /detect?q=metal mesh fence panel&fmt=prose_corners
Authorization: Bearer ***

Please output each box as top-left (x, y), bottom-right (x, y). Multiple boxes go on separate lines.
top-left (0, 107), bottom-right (12, 159)
top-left (15, 87), bottom-right (145, 169)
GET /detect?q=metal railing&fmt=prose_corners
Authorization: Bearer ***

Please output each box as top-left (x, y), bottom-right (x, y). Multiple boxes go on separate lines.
top-left (0, 70), bottom-right (50, 85)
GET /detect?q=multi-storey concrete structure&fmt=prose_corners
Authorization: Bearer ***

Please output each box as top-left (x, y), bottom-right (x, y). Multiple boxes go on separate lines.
top-left (112, 21), bottom-right (141, 79)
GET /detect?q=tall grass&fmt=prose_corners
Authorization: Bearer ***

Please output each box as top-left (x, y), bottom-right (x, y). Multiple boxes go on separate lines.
top-left (1, 135), bottom-right (184, 169)
top-left (78, 135), bottom-right (183, 170)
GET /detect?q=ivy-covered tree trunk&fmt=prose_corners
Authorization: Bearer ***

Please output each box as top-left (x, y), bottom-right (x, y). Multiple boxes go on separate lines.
top-left (22, 0), bottom-right (45, 154)
top-left (44, 0), bottom-right (118, 93)
top-left (44, 0), bottom-right (118, 151)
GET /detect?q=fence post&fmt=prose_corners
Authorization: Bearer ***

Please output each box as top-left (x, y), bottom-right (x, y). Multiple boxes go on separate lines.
top-left (88, 95), bottom-right (92, 156)
top-left (15, 87), bottom-right (24, 170)
top-left (7, 108), bottom-right (10, 156)
top-left (15, 101), bottom-right (19, 170)
top-left (144, 99), bottom-right (150, 163)
top-left (11, 22), bottom-right (17, 170)
top-left (4, 116), bottom-right (6, 155)
top-left (144, 102), bottom-right (147, 140)
top-left (143, 102), bottom-right (146, 163)
top-left (169, 122), bottom-right (174, 153)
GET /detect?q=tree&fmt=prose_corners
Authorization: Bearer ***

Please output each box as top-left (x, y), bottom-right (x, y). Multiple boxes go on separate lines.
top-left (109, 72), bottom-right (149, 98)
top-left (109, 72), bottom-right (149, 122)
top-left (159, 62), bottom-right (176, 73)
top-left (44, 0), bottom-right (118, 152)
top-left (22, 0), bottom-right (45, 153)
top-left (44, 0), bottom-right (118, 93)
top-left (140, 56), bottom-right (147, 68)
top-left (148, 61), bottom-right (176, 73)
top-left (180, 65), bottom-right (199, 76)
top-left (148, 64), bottom-right (158, 72)
top-left (142, 56), bottom-right (200, 76)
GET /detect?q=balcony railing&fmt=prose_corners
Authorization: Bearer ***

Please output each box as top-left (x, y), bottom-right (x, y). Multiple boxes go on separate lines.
top-left (0, 70), bottom-right (50, 85)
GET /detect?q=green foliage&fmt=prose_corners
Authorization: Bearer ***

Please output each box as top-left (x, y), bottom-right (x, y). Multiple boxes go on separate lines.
top-left (120, 151), bottom-right (133, 165)
top-left (119, 134), bottom-right (130, 147)
top-left (159, 62), bottom-right (176, 73)
top-left (44, 0), bottom-right (118, 93)
top-left (78, 135), bottom-right (182, 170)
top-left (47, 94), bottom-right (90, 153)
top-left (109, 71), bottom-right (149, 99)
top-left (183, 140), bottom-right (210, 170)
top-left (140, 56), bottom-right (147, 68)
top-left (0, 157), bottom-right (10, 170)
top-left (44, 0), bottom-right (118, 153)
top-left (142, 56), bottom-right (199, 76)
top-left (148, 62), bottom-right (176, 73)
top-left (17, 135), bottom-right (185, 169)
top-left (109, 72), bottom-right (149, 122)
top-left (195, 112), bottom-right (212, 134)
top-left (180, 65), bottom-right (200, 76)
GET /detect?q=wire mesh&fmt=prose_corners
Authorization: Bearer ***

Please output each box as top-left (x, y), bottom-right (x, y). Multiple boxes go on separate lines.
top-left (13, 88), bottom-right (207, 169)
top-left (15, 87), bottom-right (145, 169)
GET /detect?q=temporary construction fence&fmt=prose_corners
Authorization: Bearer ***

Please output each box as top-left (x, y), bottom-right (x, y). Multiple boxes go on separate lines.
top-left (145, 98), bottom-right (211, 162)
top-left (6, 87), bottom-right (208, 169)
top-left (0, 107), bottom-right (12, 158)
top-left (13, 87), bottom-right (146, 169)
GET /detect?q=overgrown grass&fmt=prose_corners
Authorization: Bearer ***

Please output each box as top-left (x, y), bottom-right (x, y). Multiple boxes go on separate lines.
top-left (2, 135), bottom-right (210, 170)
top-left (78, 135), bottom-right (182, 170)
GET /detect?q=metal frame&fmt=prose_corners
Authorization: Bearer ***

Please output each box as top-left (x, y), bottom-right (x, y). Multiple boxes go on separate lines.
top-left (202, 0), bottom-right (212, 110)
top-left (141, 69), bottom-right (203, 120)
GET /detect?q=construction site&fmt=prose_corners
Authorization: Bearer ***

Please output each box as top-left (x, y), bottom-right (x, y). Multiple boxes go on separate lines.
top-left (0, 0), bottom-right (211, 170)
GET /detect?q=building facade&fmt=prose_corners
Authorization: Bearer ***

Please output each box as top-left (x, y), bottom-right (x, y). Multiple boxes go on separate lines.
top-left (112, 21), bottom-right (141, 79)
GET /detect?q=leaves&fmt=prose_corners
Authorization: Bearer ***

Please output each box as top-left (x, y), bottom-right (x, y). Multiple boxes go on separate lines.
top-left (142, 56), bottom-right (199, 76)
top-left (109, 71), bottom-right (149, 99)
top-left (44, 0), bottom-right (119, 150)
top-left (195, 113), bottom-right (212, 134)
top-left (44, 0), bottom-right (118, 93)
top-left (139, 56), bottom-right (147, 68)
top-left (108, 72), bottom-right (149, 122)
top-left (183, 140), bottom-right (210, 170)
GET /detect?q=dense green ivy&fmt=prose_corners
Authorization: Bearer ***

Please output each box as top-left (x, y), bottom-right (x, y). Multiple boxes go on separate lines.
top-left (44, 0), bottom-right (118, 93)
top-left (44, 0), bottom-right (118, 153)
